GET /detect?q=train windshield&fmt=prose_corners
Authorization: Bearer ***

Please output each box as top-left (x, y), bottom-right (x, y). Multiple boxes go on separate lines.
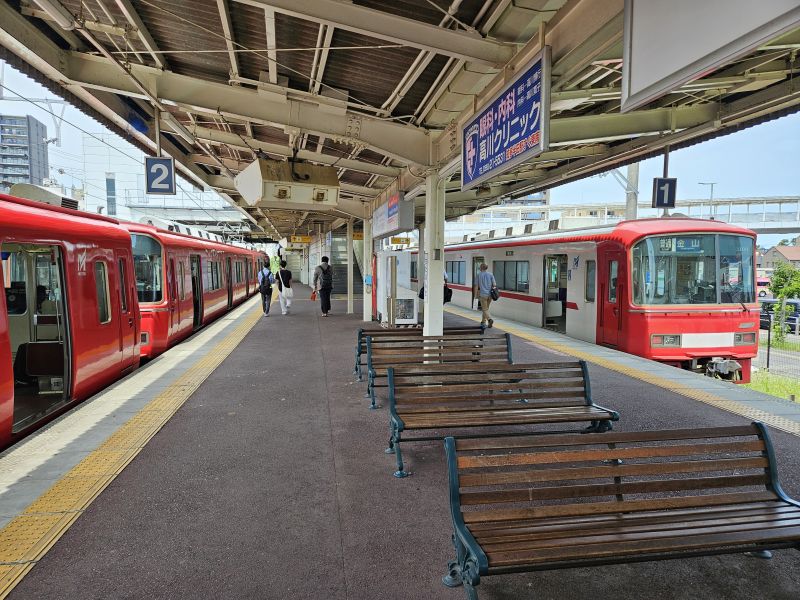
top-left (130, 234), bottom-right (163, 303)
top-left (631, 234), bottom-right (755, 306)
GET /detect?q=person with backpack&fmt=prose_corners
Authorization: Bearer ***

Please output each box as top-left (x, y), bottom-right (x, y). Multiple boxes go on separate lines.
top-left (276, 259), bottom-right (293, 315)
top-left (257, 260), bottom-right (274, 316)
top-left (313, 256), bottom-right (334, 317)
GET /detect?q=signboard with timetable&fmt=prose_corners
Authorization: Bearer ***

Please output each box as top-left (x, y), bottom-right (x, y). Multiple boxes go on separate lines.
top-left (461, 46), bottom-right (550, 191)
top-left (144, 156), bottom-right (176, 195)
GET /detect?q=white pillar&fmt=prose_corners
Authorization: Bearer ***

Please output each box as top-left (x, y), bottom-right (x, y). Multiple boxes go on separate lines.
top-left (362, 218), bottom-right (372, 322)
top-left (417, 223), bottom-right (425, 322)
top-left (624, 162), bottom-right (639, 220)
top-left (423, 171), bottom-right (445, 336)
top-left (346, 218), bottom-right (354, 314)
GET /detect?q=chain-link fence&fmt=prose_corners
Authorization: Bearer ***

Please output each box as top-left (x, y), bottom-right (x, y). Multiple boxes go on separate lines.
top-left (753, 325), bottom-right (800, 380)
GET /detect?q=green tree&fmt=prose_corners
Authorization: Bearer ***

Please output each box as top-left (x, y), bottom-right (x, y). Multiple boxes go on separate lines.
top-left (778, 239), bottom-right (790, 246)
top-left (769, 262), bottom-right (800, 341)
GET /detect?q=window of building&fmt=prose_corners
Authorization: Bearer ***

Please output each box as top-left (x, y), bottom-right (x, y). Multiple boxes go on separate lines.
top-left (410, 260), bottom-right (417, 280)
top-left (445, 260), bottom-right (466, 285)
top-left (494, 261), bottom-right (529, 292)
top-left (585, 260), bottom-right (596, 302)
top-left (105, 173), bottom-right (117, 216)
top-left (94, 261), bottom-right (111, 324)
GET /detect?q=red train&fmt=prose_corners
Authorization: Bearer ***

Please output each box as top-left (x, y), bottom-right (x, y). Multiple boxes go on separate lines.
top-left (403, 218), bottom-right (759, 382)
top-left (0, 193), bottom-right (265, 448)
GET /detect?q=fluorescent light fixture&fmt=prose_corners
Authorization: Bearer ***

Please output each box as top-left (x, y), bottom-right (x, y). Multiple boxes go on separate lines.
top-left (162, 112), bottom-right (197, 145)
top-left (32, 0), bottom-right (76, 30)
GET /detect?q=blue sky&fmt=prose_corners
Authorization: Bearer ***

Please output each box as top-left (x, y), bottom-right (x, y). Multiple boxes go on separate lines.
top-left (2, 61), bottom-right (799, 244)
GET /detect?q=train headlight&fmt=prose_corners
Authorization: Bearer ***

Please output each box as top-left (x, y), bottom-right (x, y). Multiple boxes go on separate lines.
top-left (651, 334), bottom-right (681, 347)
top-left (734, 332), bottom-right (756, 345)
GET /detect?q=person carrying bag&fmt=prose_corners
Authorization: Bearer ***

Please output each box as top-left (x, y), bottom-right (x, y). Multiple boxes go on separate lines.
top-left (276, 259), bottom-right (294, 315)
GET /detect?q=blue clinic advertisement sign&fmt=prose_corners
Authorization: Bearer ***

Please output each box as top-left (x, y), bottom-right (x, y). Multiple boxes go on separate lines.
top-left (461, 46), bottom-right (550, 191)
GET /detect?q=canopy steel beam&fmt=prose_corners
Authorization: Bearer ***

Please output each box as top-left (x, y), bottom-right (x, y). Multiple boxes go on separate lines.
top-left (233, 0), bottom-right (514, 67)
top-left (113, 0), bottom-right (165, 68)
top-left (263, 7), bottom-right (277, 84)
top-left (216, 0), bottom-right (239, 79)
top-left (187, 126), bottom-right (401, 177)
top-left (52, 52), bottom-right (431, 164)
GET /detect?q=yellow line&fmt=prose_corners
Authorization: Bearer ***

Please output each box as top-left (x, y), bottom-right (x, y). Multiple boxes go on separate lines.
top-left (445, 305), bottom-right (800, 437)
top-left (0, 303), bottom-right (263, 598)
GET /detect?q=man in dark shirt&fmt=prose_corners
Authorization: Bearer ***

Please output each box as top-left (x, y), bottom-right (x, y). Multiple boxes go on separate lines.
top-left (276, 259), bottom-right (293, 315)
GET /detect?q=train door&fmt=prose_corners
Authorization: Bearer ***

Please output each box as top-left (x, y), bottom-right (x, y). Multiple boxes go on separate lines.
top-left (226, 256), bottom-right (233, 309)
top-left (116, 254), bottom-right (136, 372)
top-left (543, 255), bottom-right (568, 333)
top-left (190, 255), bottom-right (203, 329)
top-left (168, 257), bottom-right (179, 332)
top-left (599, 250), bottom-right (624, 346)
top-left (1, 244), bottom-right (71, 433)
top-left (471, 256), bottom-right (484, 309)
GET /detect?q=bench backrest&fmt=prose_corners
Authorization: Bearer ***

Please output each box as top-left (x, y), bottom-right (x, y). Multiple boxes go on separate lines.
top-left (445, 424), bottom-right (790, 533)
top-left (356, 326), bottom-right (483, 354)
top-left (388, 361), bottom-right (591, 414)
top-left (367, 334), bottom-right (512, 370)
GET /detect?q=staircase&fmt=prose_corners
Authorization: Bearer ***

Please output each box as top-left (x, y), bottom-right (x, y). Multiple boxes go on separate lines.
top-left (330, 232), bottom-right (363, 295)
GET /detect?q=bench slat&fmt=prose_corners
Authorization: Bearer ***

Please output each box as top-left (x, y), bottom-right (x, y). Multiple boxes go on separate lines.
top-left (457, 441), bottom-right (764, 469)
top-left (394, 378), bottom-right (586, 395)
top-left (402, 406), bottom-right (612, 428)
top-left (460, 491), bottom-right (780, 524)
top-left (397, 397), bottom-right (587, 411)
top-left (485, 521), bottom-right (800, 568)
top-left (460, 474), bottom-right (768, 506)
top-left (458, 456), bottom-right (770, 487)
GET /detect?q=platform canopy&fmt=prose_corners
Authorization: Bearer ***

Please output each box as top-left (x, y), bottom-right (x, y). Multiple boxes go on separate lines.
top-left (2, 0), bottom-right (800, 239)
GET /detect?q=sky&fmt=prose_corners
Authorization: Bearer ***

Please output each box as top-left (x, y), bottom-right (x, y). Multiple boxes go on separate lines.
top-left (2, 60), bottom-right (799, 245)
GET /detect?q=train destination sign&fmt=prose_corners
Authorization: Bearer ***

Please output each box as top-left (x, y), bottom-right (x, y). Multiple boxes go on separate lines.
top-left (461, 46), bottom-right (551, 191)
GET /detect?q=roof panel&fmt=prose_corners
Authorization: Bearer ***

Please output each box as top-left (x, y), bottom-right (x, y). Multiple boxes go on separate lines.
top-left (394, 54), bottom-right (450, 118)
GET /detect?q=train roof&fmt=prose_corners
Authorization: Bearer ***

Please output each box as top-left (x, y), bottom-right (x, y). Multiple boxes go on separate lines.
top-left (443, 218), bottom-right (756, 252)
top-left (122, 221), bottom-right (257, 255)
top-left (0, 192), bottom-right (131, 243)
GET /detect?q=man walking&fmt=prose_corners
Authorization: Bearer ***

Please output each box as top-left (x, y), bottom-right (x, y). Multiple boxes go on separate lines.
top-left (258, 259), bottom-right (274, 316)
top-left (313, 256), bottom-right (334, 317)
top-left (475, 262), bottom-right (497, 328)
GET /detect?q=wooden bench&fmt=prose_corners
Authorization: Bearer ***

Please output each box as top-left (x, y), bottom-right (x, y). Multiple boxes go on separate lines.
top-left (353, 326), bottom-right (484, 380)
top-left (366, 333), bottom-right (512, 409)
top-left (386, 361), bottom-right (618, 477)
top-left (442, 423), bottom-right (800, 599)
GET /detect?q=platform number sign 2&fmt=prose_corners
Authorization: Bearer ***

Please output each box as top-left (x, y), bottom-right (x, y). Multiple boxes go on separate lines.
top-left (145, 156), bottom-right (176, 195)
top-left (652, 177), bottom-right (677, 209)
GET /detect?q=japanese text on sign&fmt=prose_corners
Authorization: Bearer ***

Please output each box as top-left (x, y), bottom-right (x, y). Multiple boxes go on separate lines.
top-left (462, 47), bottom-right (550, 190)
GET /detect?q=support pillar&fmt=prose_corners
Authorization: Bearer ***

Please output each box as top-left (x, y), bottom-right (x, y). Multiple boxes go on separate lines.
top-left (624, 162), bottom-right (639, 220)
top-left (346, 218), bottom-right (354, 314)
top-left (417, 223), bottom-right (425, 322)
top-left (423, 171), bottom-right (445, 336)
top-left (362, 218), bottom-right (373, 322)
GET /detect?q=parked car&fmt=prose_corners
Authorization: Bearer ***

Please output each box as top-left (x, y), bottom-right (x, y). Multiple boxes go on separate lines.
top-left (757, 277), bottom-right (771, 298)
top-left (759, 299), bottom-right (800, 334)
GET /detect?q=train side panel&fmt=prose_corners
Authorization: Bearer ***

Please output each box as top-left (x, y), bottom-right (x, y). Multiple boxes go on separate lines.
top-left (0, 261), bottom-right (13, 439)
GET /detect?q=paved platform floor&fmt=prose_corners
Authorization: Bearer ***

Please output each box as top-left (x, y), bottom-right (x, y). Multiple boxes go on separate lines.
top-left (5, 287), bottom-right (800, 599)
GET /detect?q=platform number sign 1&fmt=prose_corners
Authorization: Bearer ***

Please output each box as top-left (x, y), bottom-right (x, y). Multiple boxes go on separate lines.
top-left (145, 156), bottom-right (176, 195)
top-left (652, 177), bottom-right (677, 209)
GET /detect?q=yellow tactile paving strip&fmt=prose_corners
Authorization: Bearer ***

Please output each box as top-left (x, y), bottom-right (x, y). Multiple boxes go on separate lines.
top-left (445, 305), bottom-right (800, 438)
top-left (0, 304), bottom-right (263, 599)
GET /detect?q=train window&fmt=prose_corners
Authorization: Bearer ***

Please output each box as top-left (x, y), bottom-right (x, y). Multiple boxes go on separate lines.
top-left (608, 261), bottom-right (618, 302)
top-left (495, 261), bottom-right (529, 292)
top-left (445, 261), bottom-right (466, 285)
top-left (2, 249), bottom-right (28, 315)
top-left (118, 259), bottom-right (128, 313)
top-left (179, 262), bottom-right (186, 300)
top-left (585, 260), bottom-right (596, 302)
top-left (632, 235), bottom-right (720, 305)
top-left (94, 261), bottom-right (111, 324)
top-left (130, 234), bottom-right (163, 303)
top-left (719, 235), bottom-right (755, 303)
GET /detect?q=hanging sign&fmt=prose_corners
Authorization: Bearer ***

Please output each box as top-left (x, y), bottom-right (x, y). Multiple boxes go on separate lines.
top-left (461, 47), bottom-right (550, 191)
top-left (145, 156), bottom-right (176, 195)
top-left (289, 235), bottom-right (312, 244)
top-left (390, 237), bottom-right (411, 245)
top-left (372, 191), bottom-right (413, 239)
top-left (353, 232), bottom-right (364, 240)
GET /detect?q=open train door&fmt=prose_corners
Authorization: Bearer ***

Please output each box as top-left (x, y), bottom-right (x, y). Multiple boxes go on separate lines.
top-left (598, 247), bottom-right (625, 346)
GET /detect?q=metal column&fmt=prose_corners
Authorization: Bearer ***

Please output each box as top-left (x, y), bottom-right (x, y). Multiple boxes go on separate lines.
top-left (417, 223), bottom-right (425, 322)
top-left (423, 171), bottom-right (445, 336)
top-left (346, 218), bottom-right (354, 314)
top-left (362, 218), bottom-right (373, 322)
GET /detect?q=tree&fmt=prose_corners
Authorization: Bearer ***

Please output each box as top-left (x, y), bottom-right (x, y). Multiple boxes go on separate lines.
top-left (768, 262), bottom-right (800, 341)
top-left (778, 239), bottom-right (790, 246)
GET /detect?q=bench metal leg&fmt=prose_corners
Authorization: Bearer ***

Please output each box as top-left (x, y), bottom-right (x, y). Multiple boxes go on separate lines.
top-left (369, 378), bottom-right (380, 409)
top-left (442, 534), bottom-right (480, 599)
top-left (392, 432), bottom-right (409, 478)
top-left (385, 423), bottom-right (396, 454)
top-left (584, 420), bottom-right (613, 433)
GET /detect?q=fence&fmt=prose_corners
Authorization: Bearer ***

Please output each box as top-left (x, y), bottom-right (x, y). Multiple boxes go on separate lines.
top-left (753, 321), bottom-right (800, 381)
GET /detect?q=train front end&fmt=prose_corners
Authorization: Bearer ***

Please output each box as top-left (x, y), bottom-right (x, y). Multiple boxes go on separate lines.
top-left (625, 228), bottom-right (758, 383)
